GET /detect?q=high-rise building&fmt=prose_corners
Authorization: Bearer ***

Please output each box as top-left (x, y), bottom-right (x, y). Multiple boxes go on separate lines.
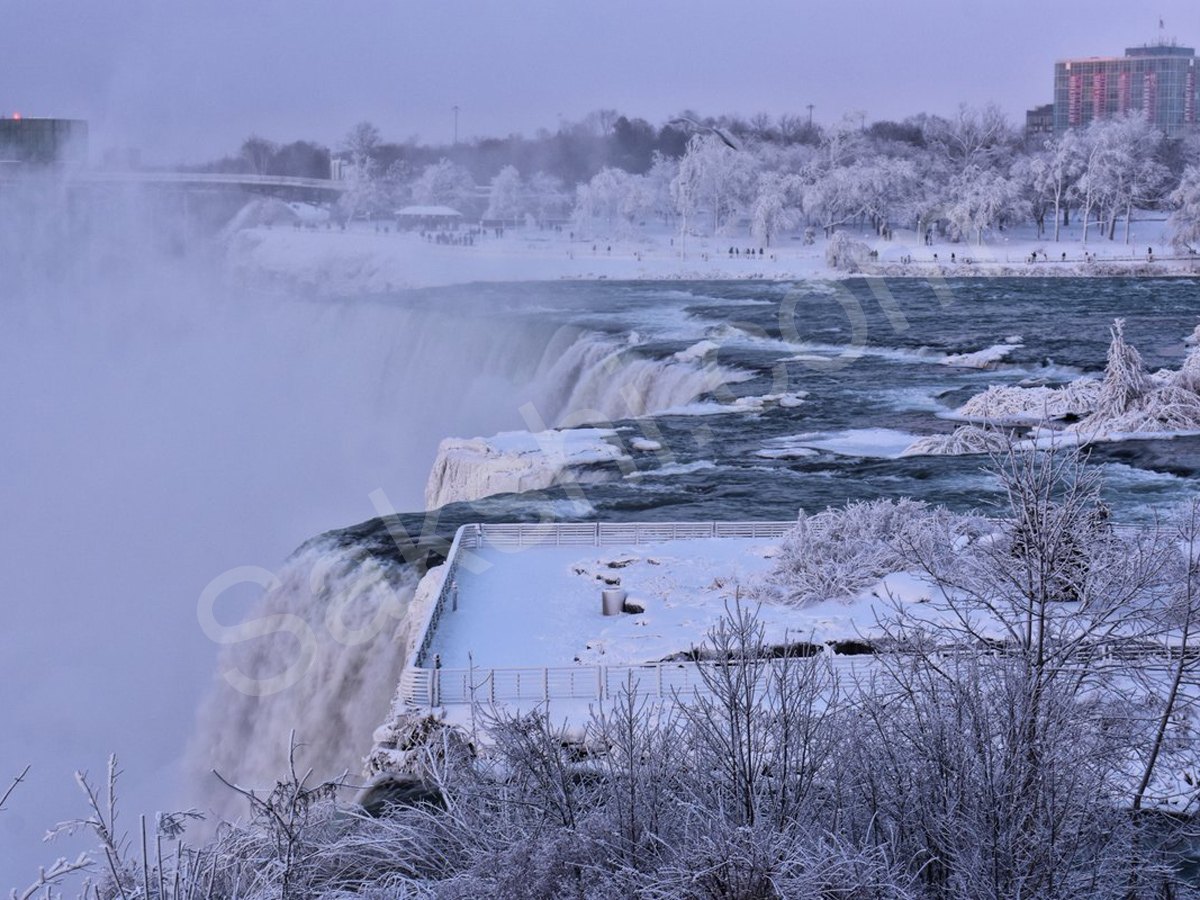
top-left (1024, 103), bottom-right (1055, 146)
top-left (1052, 43), bottom-right (1198, 138)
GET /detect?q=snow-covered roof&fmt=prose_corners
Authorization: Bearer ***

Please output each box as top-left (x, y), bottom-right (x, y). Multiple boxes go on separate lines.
top-left (394, 205), bottom-right (462, 217)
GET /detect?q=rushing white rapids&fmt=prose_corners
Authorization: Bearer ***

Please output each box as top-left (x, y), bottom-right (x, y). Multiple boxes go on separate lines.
top-left (529, 333), bottom-right (753, 426)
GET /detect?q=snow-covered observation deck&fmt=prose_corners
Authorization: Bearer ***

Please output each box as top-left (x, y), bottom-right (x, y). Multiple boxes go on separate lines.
top-left (398, 520), bottom-right (878, 709)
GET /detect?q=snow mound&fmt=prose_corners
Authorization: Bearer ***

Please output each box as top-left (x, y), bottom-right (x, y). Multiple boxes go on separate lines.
top-left (942, 342), bottom-right (1022, 369)
top-left (673, 339), bottom-right (720, 362)
top-left (730, 391), bottom-right (809, 412)
top-left (901, 425), bottom-right (1011, 457)
top-left (425, 428), bottom-right (630, 509)
top-left (778, 428), bottom-right (921, 459)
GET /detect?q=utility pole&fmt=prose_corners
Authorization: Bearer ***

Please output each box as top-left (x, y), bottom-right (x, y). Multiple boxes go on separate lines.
top-left (806, 103), bottom-right (815, 127)
top-left (452, 105), bottom-right (460, 145)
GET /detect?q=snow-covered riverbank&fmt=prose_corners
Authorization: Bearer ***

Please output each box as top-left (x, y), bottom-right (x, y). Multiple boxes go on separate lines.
top-left (225, 213), bottom-right (1200, 297)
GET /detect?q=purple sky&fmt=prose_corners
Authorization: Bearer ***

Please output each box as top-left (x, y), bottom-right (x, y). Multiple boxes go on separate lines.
top-left (2, 0), bottom-right (1195, 163)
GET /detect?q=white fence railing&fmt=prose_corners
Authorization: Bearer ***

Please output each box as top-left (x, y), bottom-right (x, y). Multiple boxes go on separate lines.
top-left (399, 644), bottom-right (1200, 708)
top-left (458, 520), bottom-right (793, 552)
top-left (400, 656), bottom-right (872, 707)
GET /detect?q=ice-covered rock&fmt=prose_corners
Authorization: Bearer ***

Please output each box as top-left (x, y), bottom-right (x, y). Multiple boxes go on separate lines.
top-left (631, 438), bottom-right (663, 451)
top-left (942, 342), bottom-right (1022, 369)
top-left (425, 428), bottom-right (631, 509)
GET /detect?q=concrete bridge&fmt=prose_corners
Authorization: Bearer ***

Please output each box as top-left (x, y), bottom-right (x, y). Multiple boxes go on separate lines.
top-left (0, 168), bottom-right (347, 202)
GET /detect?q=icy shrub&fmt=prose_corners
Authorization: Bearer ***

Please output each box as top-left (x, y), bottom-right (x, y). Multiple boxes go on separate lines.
top-left (902, 424), bottom-right (1011, 456)
top-left (1096, 384), bottom-right (1200, 434)
top-left (1093, 318), bottom-right (1153, 419)
top-left (824, 230), bottom-right (869, 271)
top-left (761, 498), bottom-right (977, 606)
top-left (955, 379), bottom-right (1100, 423)
top-left (1172, 344), bottom-right (1200, 394)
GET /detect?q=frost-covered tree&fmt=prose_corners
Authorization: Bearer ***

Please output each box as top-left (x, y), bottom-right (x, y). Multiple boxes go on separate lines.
top-left (1027, 133), bottom-right (1086, 240)
top-left (527, 171), bottom-right (569, 223)
top-left (1074, 115), bottom-right (1168, 246)
top-left (342, 121), bottom-right (382, 163)
top-left (945, 165), bottom-right (1027, 245)
top-left (379, 158), bottom-right (414, 210)
top-left (335, 154), bottom-right (381, 221)
top-left (485, 164), bottom-right (524, 223)
top-left (1169, 164), bottom-right (1200, 252)
top-left (670, 137), bottom-right (704, 252)
top-left (240, 135), bottom-right (278, 175)
top-left (749, 171), bottom-right (800, 247)
top-left (643, 152), bottom-right (679, 226)
top-left (924, 102), bottom-right (1017, 172)
top-left (1014, 139), bottom-right (1085, 240)
top-left (573, 166), bottom-right (642, 236)
top-left (671, 133), bottom-right (756, 235)
top-left (411, 158), bottom-right (477, 212)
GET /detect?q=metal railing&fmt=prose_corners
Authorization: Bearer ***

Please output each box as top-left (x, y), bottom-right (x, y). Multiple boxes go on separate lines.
top-left (398, 643), bottom-right (1200, 708)
top-left (459, 520), bottom-right (793, 551)
top-left (406, 525), bottom-right (471, 675)
top-left (400, 655), bottom-right (870, 707)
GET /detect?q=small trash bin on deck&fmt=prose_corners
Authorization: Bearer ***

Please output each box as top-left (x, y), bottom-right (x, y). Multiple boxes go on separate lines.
top-left (602, 588), bottom-right (627, 616)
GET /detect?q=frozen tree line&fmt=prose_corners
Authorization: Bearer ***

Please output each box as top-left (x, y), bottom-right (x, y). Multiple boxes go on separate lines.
top-left (12, 447), bottom-right (1200, 899)
top-left (206, 105), bottom-right (1200, 250)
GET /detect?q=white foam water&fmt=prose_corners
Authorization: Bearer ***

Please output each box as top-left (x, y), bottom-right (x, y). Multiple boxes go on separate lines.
top-left (187, 543), bottom-right (421, 827)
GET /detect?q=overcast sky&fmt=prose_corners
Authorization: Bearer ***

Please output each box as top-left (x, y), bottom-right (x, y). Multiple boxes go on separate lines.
top-left (1, 0), bottom-right (1196, 164)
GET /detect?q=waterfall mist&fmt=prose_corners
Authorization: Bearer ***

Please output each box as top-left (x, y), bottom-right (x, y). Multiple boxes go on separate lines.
top-left (0, 184), bottom-right (595, 882)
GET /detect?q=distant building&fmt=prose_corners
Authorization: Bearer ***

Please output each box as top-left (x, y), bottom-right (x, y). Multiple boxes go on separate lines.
top-left (0, 117), bottom-right (88, 166)
top-left (394, 205), bottom-right (463, 229)
top-left (1052, 43), bottom-right (1198, 137)
top-left (1024, 103), bottom-right (1055, 145)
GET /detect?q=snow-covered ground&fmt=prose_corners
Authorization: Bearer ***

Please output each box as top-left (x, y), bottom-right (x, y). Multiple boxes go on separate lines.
top-left (424, 537), bottom-right (928, 669)
top-left (225, 213), bottom-right (1198, 296)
